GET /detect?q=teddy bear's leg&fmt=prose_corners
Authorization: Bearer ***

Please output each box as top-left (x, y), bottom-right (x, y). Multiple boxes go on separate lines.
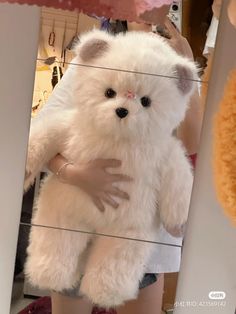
top-left (25, 216), bottom-right (92, 292)
top-left (80, 230), bottom-right (152, 308)
top-left (159, 140), bottom-right (193, 234)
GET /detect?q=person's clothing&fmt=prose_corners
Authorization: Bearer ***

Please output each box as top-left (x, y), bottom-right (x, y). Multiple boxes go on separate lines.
top-left (203, 16), bottom-right (219, 56)
top-left (59, 273), bottom-right (159, 298)
top-left (139, 273), bottom-right (159, 289)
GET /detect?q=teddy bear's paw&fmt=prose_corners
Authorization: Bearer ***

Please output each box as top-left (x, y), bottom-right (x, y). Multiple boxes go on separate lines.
top-left (24, 168), bottom-right (35, 191)
top-left (25, 152), bottom-right (38, 178)
top-left (163, 222), bottom-right (186, 238)
top-left (25, 261), bottom-right (81, 292)
top-left (161, 193), bottom-right (190, 234)
top-left (161, 209), bottom-right (188, 235)
top-left (80, 271), bottom-right (138, 308)
top-left (24, 146), bottom-right (43, 191)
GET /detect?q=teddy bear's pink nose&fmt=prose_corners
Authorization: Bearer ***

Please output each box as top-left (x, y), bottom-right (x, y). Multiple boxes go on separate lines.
top-left (116, 107), bottom-right (129, 119)
top-left (125, 90), bottom-right (136, 99)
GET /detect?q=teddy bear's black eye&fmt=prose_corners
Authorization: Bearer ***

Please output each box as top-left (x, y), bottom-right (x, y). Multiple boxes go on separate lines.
top-left (140, 96), bottom-right (151, 107)
top-left (105, 88), bottom-right (117, 98)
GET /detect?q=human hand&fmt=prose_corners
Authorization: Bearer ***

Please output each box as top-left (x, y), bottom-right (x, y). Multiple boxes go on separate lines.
top-left (51, 156), bottom-right (132, 212)
top-left (164, 18), bottom-right (194, 60)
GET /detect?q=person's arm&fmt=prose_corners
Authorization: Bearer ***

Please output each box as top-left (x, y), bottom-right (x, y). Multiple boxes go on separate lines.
top-left (164, 18), bottom-right (203, 155)
top-left (212, 0), bottom-right (222, 19)
top-left (228, 0), bottom-right (236, 27)
top-left (48, 154), bottom-right (132, 212)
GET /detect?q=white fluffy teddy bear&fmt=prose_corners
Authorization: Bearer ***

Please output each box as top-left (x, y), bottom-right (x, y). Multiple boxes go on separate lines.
top-left (24, 29), bottom-right (196, 307)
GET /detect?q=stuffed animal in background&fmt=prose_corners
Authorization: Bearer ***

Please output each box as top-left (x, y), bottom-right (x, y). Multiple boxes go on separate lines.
top-left (24, 30), bottom-right (197, 307)
top-left (213, 68), bottom-right (236, 225)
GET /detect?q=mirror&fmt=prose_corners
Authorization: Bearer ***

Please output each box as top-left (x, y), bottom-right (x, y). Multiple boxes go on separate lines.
top-left (4, 1), bottom-right (234, 314)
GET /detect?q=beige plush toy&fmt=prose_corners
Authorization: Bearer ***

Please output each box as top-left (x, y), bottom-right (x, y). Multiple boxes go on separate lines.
top-left (24, 30), bottom-right (197, 307)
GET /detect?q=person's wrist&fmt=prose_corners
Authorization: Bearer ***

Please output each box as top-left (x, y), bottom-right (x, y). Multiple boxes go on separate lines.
top-left (56, 162), bottom-right (74, 183)
top-left (64, 163), bottom-right (88, 189)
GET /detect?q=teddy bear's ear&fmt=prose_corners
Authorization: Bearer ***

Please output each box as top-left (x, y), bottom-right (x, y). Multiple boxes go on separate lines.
top-left (75, 31), bottom-right (111, 62)
top-left (175, 63), bottom-right (196, 95)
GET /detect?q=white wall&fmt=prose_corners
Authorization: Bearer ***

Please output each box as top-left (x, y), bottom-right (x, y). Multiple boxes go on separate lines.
top-left (175, 1), bottom-right (236, 313)
top-left (0, 4), bottom-right (40, 313)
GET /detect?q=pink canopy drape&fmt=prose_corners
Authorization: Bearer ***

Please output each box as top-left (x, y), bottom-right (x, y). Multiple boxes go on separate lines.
top-left (0, 0), bottom-right (177, 23)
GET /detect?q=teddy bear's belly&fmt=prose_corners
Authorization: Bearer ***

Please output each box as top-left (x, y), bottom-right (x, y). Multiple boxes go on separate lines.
top-left (36, 139), bottom-right (161, 235)
top-left (36, 152), bottom-right (160, 237)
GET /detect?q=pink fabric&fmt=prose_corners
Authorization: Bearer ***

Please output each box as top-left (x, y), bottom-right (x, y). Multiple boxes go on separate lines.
top-left (0, 0), bottom-right (177, 23)
top-left (135, 0), bottom-right (175, 16)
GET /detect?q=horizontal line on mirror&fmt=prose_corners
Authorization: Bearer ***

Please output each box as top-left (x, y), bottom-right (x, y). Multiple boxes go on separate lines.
top-left (20, 222), bottom-right (182, 248)
top-left (37, 58), bottom-right (208, 84)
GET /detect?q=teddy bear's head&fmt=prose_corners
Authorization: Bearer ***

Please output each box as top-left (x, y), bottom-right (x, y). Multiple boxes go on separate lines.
top-left (71, 30), bottom-right (198, 141)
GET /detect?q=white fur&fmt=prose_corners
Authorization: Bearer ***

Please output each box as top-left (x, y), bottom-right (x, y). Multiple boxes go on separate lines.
top-left (24, 30), bottom-right (196, 307)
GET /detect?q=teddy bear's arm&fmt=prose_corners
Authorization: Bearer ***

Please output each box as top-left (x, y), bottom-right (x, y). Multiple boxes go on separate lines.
top-left (158, 139), bottom-right (193, 234)
top-left (24, 112), bottom-right (71, 190)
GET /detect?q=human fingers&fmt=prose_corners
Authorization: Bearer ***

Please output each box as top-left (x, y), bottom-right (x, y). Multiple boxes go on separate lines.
top-left (110, 174), bottom-right (133, 183)
top-left (100, 193), bottom-right (119, 209)
top-left (92, 197), bottom-right (105, 212)
top-left (107, 187), bottom-right (130, 200)
top-left (164, 17), bottom-right (180, 38)
top-left (94, 158), bottom-right (122, 169)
